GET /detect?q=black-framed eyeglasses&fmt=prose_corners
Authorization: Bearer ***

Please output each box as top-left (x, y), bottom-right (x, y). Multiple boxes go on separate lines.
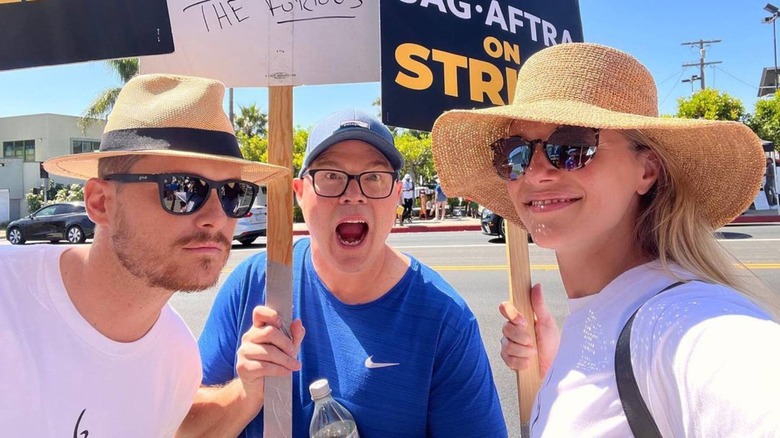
top-left (491, 125), bottom-right (600, 181)
top-left (304, 169), bottom-right (398, 199)
top-left (104, 173), bottom-right (259, 218)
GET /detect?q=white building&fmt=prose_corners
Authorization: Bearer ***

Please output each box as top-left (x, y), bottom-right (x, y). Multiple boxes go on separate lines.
top-left (0, 114), bottom-right (105, 222)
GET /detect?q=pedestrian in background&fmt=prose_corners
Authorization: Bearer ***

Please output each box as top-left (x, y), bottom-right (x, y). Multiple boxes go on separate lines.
top-left (434, 177), bottom-right (447, 220)
top-left (432, 43), bottom-right (780, 437)
top-left (766, 157), bottom-right (777, 206)
top-left (0, 74), bottom-right (287, 436)
top-left (401, 173), bottom-right (415, 223)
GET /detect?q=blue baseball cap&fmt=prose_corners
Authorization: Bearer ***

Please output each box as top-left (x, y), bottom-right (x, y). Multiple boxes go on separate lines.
top-left (299, 109), bottom-right (404, 177)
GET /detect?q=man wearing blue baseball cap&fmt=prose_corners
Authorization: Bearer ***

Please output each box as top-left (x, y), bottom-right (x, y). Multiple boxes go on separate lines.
top-left (180, 109), bottom-right (506, 437)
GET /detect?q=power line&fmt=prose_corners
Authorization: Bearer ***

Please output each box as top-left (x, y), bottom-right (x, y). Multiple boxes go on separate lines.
top-left (659, 68), bottom-right (690, 109)
top-left (681, 39), bottom-right (722, 89)
top-left (657, 67), bottom-right (688, 87)
top-left (712, 65), bottom-right (759, 91)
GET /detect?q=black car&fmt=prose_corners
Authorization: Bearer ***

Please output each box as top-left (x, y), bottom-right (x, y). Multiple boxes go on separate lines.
top-left (481, 209), bottom-right (533, 242)
top-left (6, 201), bottom-right (95, 245)
top-left (481, 208), bottom-right (507, 239)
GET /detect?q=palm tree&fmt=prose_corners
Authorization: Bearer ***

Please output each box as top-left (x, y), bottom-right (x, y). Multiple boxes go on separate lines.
top-left (79, 58), bottom-right (139, 132)
top-left (234, 104), bottom-right (268, 137)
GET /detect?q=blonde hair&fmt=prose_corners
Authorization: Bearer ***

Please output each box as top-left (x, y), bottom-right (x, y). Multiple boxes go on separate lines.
top-left (623, 129), bottom-right (780, 321)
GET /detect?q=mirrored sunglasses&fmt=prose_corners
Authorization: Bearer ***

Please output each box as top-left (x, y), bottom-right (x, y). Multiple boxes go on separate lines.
top-left (491, 126), bottom-right (600, 180)
top-left (104, 173), bottom-right (259, 218)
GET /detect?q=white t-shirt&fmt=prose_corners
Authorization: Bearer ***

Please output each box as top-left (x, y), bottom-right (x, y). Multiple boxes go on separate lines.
top-left (0, 245), bottom-right (201, 437)
top-left (402, 179), bottom-right (415, 200)
top-left (532, 260), bottom-right (780, 437)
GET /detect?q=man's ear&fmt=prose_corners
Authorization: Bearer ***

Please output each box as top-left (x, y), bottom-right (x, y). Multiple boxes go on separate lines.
top-left (292, 178), bottom-right (304, 208)
top-left (637, 150), bottom-right (662, 196)
top-left (84, 178), bottom-right (113, 226)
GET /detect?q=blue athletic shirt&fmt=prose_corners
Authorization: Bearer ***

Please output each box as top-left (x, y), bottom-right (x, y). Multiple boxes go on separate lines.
top-left (198, 238), bottom-right (507, 437)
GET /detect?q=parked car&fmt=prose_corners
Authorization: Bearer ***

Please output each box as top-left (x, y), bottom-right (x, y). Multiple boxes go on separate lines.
top-left (6, 201), bottom-right (95, 245)
top-left (233, 202), bottom-right (267, 246)
top-left (481, 208), bottom-right (532, 242)
top-left (481, 208), bottom-right (507, 239)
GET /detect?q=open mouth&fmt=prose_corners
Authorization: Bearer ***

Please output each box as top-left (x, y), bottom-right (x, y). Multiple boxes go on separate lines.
top-left (336, 221), bottom-right (369, 246)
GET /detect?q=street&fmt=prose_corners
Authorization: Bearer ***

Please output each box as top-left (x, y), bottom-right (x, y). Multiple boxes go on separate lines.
top-left (168, 224), bottom-right (780, 438)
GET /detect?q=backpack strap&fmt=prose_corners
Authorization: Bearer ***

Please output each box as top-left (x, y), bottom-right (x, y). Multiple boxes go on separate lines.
top-left (615, 281), bottom-right (687, 438)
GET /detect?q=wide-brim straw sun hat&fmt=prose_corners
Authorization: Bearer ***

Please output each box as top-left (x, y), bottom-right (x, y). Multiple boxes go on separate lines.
top-left (431, 43), bottom-right (765, 229)
top-left (44, 74), bottom-right (290, 184)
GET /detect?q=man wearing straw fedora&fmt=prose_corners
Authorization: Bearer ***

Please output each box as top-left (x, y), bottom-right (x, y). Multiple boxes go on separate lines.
top-left (432, 43), bottom-right (780, 436)
top-left (0, 74), bottom-right (288, 436)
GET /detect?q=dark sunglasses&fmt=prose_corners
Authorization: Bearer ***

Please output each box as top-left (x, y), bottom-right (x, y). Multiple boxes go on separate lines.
top-left (491, 126), bottom-right (600, 180)
top-left (104, 173), bottom-right (259, 218)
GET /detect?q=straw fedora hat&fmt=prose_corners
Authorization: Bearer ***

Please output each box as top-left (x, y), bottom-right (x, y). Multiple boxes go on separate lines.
top-left (44, 74), bottom-right (289, 184)
top-left (431, 43), bottom-right (765, 229)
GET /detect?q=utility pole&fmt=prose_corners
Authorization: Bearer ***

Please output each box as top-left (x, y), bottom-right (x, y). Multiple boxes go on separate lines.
top-left (229, 87), bottom-right (235, 126)
top-left (681, 39), bottom-right (722, 90)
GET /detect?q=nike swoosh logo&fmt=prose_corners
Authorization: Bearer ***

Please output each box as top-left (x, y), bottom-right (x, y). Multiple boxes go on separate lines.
top-left (364, 355), bottom-right (400, 369)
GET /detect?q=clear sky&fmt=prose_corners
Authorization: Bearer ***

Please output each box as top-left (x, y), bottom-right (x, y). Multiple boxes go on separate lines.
top-left (0, 0), bottom-right (775, 129)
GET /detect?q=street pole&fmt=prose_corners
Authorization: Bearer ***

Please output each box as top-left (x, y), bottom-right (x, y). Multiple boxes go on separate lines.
top-left (774, 19), bottom-right (778, 92)
top-left (765, 4), bottom-right (780, 93)
top-left (681, 39), bottom-right (722, 91)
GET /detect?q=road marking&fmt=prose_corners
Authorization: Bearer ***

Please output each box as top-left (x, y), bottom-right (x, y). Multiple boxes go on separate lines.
top-left (428, 263), bottom-right (780, 271)
top-left (222, 263), bottom-right (780, 274)
top-left (222, 261), bottom-right (780, 274)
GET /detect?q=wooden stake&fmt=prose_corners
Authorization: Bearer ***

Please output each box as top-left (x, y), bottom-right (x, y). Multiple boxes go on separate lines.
top-left (263, 85), bottom-right (294, 438)
top-left (505, 220), bottom-right (541, 436)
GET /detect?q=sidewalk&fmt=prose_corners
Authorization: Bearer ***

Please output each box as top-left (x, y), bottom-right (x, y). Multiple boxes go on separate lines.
top-left (293, 216), bottom-right (482, 236)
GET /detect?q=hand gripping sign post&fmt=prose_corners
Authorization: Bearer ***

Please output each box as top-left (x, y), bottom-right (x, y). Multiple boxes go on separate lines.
top-left (381, 1), bottom-right (583, 433)
top-left (141, 2), bottom-right (380, 436)
top-left (505, 222), bottom-right (540, 431)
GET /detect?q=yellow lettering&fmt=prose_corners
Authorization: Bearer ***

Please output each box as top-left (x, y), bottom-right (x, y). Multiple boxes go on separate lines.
top-left (502, 40), bottom-right (520, 64)
top-left (395, 43), bottom-right (434, 91)
top-left (431, 49), bottom-right (468, 97)
top-left (469, 58), bottom-right (504, 105)
top-left (482, 36), bottom-right (520, 64)
top-left (505, 67), bottom-right (519, 104)
top-left (483, 36), bottom-right (503, 59)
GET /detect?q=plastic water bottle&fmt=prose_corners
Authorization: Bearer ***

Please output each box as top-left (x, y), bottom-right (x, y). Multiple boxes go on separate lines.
top-left (309, 378), bottom-right (359, 438)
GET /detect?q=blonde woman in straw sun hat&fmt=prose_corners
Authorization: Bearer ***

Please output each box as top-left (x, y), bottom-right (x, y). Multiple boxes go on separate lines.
top-left (431, 43), bottom-right (780, 437)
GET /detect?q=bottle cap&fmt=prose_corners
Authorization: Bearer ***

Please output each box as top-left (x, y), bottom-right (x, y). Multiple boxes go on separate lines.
top-left (309, 378), bottom-right (332, 400)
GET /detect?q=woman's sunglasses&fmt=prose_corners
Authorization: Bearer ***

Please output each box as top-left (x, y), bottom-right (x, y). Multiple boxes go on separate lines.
top-left (104, 173), bottom-right (259, 218)
top-left (491, 126), bottom-right (600, 180)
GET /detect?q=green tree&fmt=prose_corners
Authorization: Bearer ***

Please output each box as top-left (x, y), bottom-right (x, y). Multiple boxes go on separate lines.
top-left (53, 184), bottom-right (85, 203)
top-left (676, 89), bottom-right (745, 121)
top-left (237, 127), bottom-right (308, 176)
top-left (234, 104), bottom-right (268, 137)
top-left (394, 131), bottom-right (434, 184)
top-left (79, 58), bottom-right (139, 132)
top-left (291, 127), bottom-right (310, 176)
top-left (238, 132), bottom-right (268, 162)
top-left (746, 94), bottom-right (780, 149)
top-left (24, 180), bottom-right (84, 213)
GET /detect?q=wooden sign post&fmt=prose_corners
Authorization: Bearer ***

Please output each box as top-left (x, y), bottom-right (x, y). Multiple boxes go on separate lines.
top-left (505, 221), bottom-right (541, 435)
top-left (263, 86), bottom-right (294, 438)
